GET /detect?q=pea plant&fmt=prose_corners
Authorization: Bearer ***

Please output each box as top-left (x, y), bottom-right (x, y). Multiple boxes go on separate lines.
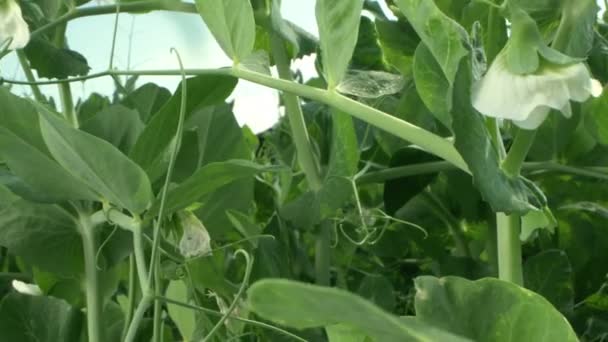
top-left (1, 0), bottom-right (608, 341)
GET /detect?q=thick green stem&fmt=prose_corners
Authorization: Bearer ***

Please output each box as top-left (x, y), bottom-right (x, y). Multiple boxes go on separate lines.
top-left (0, 66), bottom-right (469, 170)
top-left (80, 216), bottom-right (104, 342)
top-left (496, 213), bottom-right (523, 285)
top-left (270, 32), bottom-right (323, 191)
top-left (16, 50), bottom-right (45, 102)
top-left (132, 224), bottom-right (149, 294)
top-left (315, 221), bottom-right (331, 286)
top-left (502, 129), bottom-right (537, 176)
top-left (124, 295), bottom-right (153, 342)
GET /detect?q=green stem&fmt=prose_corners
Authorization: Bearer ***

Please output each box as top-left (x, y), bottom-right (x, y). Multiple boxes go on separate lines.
top-left (80, 215), bottom-right (103, 342)
top-left (315, 221), bottom-right (331, 286)
top-left (270, 32), bottom-right (323, 191)
top-left (53, 23), bottom-right (79, 128)
top-left (124, 294), bottom-right (153, 342)
top-left (16, 50), bottom-right (45, 102)
top-left (132, 224), bottom-right (149, 294)
top-left (356, 161), bottom-right (608, 184)
top-left (152, 261), bottom-right (163, 342)
top-left (121, 256), bottom-right (138, 340)
top-left (230, 67), bottom-right (469, 172)
top-left (496, 213), bottom-right (523, 285)
top-left (502, 129), bottom-right (537, 176)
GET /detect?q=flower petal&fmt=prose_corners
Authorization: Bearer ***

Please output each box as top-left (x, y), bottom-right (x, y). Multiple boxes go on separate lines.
top-left (512, 106), bottom-right (550, 130)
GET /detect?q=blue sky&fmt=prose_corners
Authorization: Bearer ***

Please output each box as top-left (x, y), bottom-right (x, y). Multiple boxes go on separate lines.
top-left (1, 0), bottom-right (606, 132)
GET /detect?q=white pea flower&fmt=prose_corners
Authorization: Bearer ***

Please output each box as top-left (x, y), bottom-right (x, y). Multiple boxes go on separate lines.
top-left (177, 211), bottom-right (212, 258)
top-left (12, 279), bottom-right (42, 296)
top-left (471, 4), bottom-right (603, 130)
top-left (0, 0), bottom-right (30, 50)
top-left (472, 52), bottom-right (603, 130)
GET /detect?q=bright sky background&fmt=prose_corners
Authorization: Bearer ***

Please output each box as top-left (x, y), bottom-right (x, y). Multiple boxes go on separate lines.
top-left (1, 0), bottom-right (606, 132)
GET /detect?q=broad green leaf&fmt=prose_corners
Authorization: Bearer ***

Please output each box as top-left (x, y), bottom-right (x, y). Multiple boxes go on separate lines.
top-left (0, 293), bottom-right (83, 342)
top-left (357, 275), bottom-right (396, 312)
top-left (24, 38), bottom-right (90, 79)
top-left (375, 19), bottom-right (419, 76)
top-left (80, 105), bottom-right (144, 154)
top-left (413, 44), bottom-right (452, 128)
top-left (187, 103), bottom-right (252, 167)
top-left (248, 279), bottom-right (470, 341)
top-left (0, 200), bottom-right (82, 277)
top-left (395, 0), bottom-right (469, 84)
top-left (78, 93), bottom-right (111, 122)
top-left (584, 91), bottom-right (608, 146)
top-left (130, 75), bottom-right (237, 182)
top-left (120, 83), bottom-right (171, 123)
top-left (414, 276), bottom-right (578, 341)
top-left (270, 0), bottom-right (301, 56)
top-left (148, 160), bottom-right (266, 216)
top-left (38, 109), bottom-right (153, 214)
top-left (0, 127), bottom-right (98, 203)
top-left (319, 110), bottom-right (360, 218)
top-left (524, 250), bottom-right (574, 312)
top-left (451, 61), bottom-right (541, 214)
top-left (0, 88), bottom-right (97, 202)
top-left (316, 0), bottom-right (364, 88)
top-left (195, 0), bottom-right (256, 62)
top-left (166, 281), bottom-right (196, 341)
top-left (326, 324), bottom-right (370, 342)
top-left (351, 17), bottom-right (388, 72)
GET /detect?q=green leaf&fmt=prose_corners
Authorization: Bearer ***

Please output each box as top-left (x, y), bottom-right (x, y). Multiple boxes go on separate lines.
top-left (148, 160), bottom-right (266, 216)
top-left (194, 0), bottom-right (256, 62)
top-left (451, 60), bottom-right (541, 214)
top-left (24, 38), bottom-right (90, 79)
top-left (0, 293), bottom-right (83, 342)
top-left (166, 281), bottom-right (196, 341)
top-left (395, 0), bottom-right (469, 84)
top-left (80, 105), bottom-right (144, 154)
top-left (248, 279), bottom-right (470, 341)
top-left (413, 44), bottom-right (452, 128)
top-left (524, 250), bottom-right (574, 313)
top-left (38, 108), bottom-right (153, 214)
top-left (120, 83), bottom-right (171, 123)
top-left (584, 91), bottom-right (608, 146)
top-left (315, 0), bottom-right (365, 88)
top-left (414, 276), bottom-right (578, 341)
top-left (130, 75), bottom-right (237, 182)
top-left (357, 275), bottom-right (396, 312)
top-left (326, 324), bottom-right (370, 342)
top-left (553, 0), bottom-right (598, 57)
top-left (0, 88), bottom-right (98, 203)
top-left (375, 19), bottom-right (419, 76)
top-left (0, 200), bottom-right (83, 277)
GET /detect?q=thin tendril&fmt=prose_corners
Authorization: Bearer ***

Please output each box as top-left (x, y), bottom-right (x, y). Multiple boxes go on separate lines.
top-left (156, 296), bottom-right (307, 342)
top-left (202, 249), bottom-right (253, 342)
top-left (94, 225), bottom-right (119, 270)
top-left (108, 1), bottom-right (121, 70)
top-left (147, 47), bottom-right (187, 287)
